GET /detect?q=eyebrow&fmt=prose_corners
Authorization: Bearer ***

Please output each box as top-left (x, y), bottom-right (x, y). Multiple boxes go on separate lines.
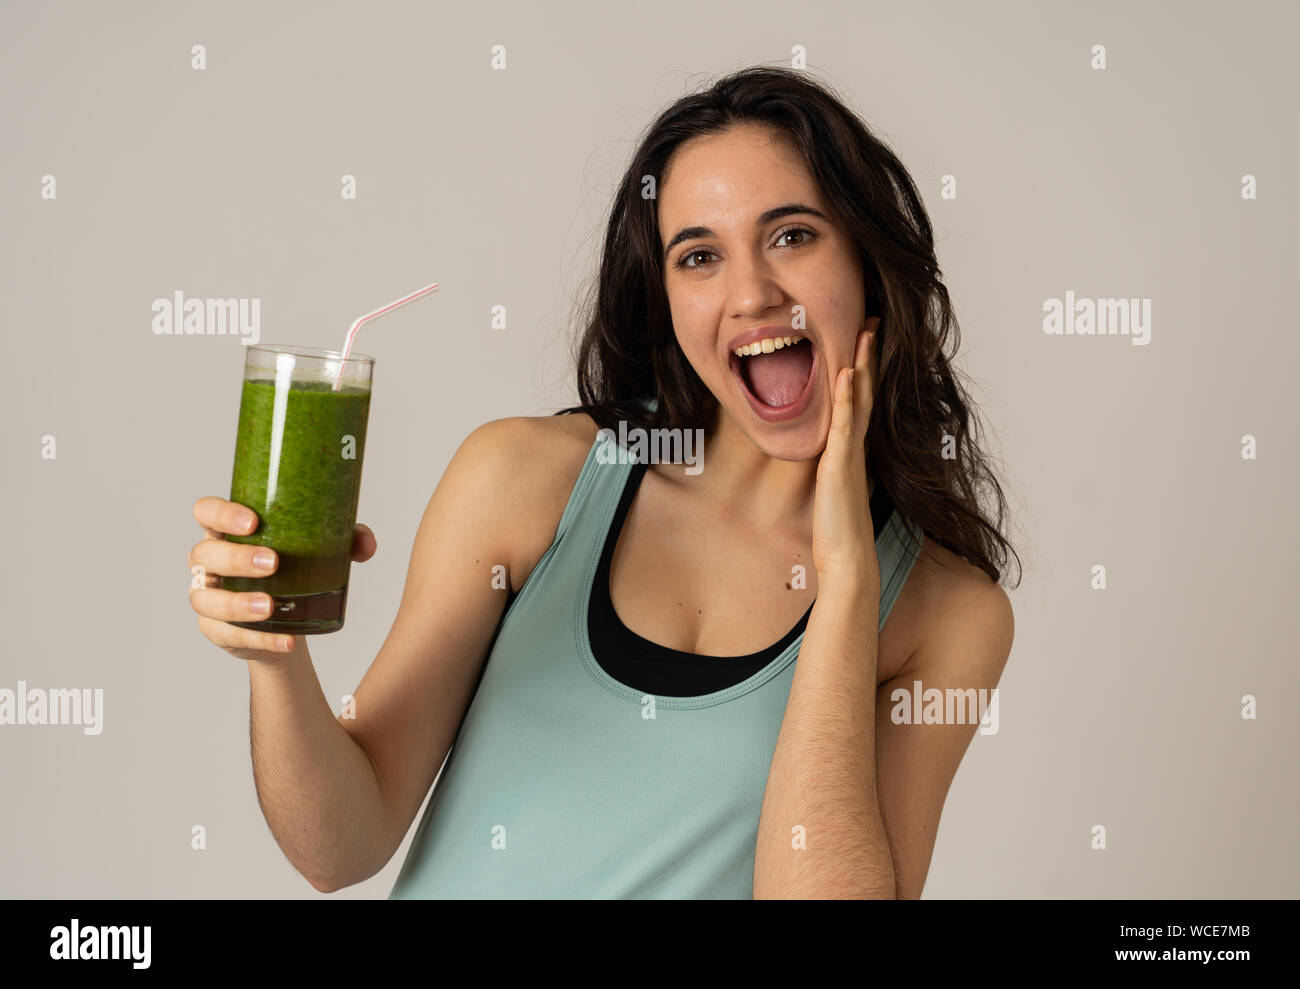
top-left (661, 202), bottom-right (830, 262)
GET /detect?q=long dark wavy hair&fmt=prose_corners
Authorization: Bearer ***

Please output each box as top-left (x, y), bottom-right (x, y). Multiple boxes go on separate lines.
top-left (559, 64), bottom-right (1021, 588)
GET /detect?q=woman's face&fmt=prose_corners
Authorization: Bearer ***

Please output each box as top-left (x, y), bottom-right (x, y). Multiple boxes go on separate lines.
top-left (658, 122), bottom-right (869, 462)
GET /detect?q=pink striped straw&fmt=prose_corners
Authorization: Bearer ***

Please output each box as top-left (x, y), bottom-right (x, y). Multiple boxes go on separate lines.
top-left (331, 282), bottom-right (439, 390)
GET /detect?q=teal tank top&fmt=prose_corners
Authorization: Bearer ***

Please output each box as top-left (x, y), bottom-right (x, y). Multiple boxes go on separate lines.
top-left (388, 427), bottom-right (925, 899)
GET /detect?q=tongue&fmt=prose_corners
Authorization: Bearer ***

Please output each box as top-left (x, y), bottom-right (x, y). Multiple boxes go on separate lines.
top-left (745, 344), bottom-right (812, 407)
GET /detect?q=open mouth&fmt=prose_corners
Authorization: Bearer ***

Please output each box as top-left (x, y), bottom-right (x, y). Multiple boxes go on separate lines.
top-left (729, 335), bottom-right (817, 421)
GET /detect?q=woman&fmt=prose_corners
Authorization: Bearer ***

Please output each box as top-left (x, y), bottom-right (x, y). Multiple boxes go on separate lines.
top-left (188, 65), bottom-right (1019, 899)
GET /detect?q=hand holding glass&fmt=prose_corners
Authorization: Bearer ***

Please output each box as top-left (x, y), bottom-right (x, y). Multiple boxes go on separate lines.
top-left (222, 344), bottom-right (374, 634)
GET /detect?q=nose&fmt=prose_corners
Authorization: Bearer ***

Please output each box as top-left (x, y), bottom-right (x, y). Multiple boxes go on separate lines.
top-left (726, 252), bottom-right (787, 323)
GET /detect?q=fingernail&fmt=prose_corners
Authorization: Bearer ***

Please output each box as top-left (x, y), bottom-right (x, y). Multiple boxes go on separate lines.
top-left (237, 512), bottom-right (255, 532)
top-left (277, 636), bottom-right (293, 651)
top-left (252, 550), bottom-right (275, 570)
top-left (249, 596), bottom-right (271, 615)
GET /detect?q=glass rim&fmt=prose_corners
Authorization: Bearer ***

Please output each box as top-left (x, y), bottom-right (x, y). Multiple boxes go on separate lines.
top-left (245, 342), bottom-right (375, 364)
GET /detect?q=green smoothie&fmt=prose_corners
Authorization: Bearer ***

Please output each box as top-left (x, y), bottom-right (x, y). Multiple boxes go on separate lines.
top-left (222, 377), bottom-right (371, 631)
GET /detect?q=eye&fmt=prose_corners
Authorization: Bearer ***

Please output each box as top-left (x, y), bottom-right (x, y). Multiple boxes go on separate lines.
top-left (675, 248), bottom-right (717, 271)
top-left (776, 226), bottom-right (815, 248)
top-left (672, 226), bottom-right (817, 271)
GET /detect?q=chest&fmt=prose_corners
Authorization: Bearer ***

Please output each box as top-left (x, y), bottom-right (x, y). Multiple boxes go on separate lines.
top-left (606, 477), bottom-right (921, 684)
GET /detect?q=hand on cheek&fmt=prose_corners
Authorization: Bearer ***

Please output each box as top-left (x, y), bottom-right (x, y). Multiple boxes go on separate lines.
top-left (812, 315), bottom-right (881, 584)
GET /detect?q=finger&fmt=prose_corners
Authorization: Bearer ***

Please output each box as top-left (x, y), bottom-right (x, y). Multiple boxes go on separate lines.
top-left (194, 496), bottom-right (259, 541)
top-left (866, 314), bottom-right (881, 386)
top-left (350, 523), bottom-right (377, 563)
top-left (853, 323), bottom-right (873, 372)
top-left (189, 537), bottom-right (279, 578)
top-left (197, 614), bottom-right (294, 654)
top-left (827, 365), bottom-right (855, 451)
top-left (854, 319), bottom-right (880, 438)
top-left (190, 585), bottom-right (278, 624)
top-left (845, 332), bottom-right (868, 445)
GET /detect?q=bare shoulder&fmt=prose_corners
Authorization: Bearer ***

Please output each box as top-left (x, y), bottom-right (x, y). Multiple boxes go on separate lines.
top-left (891, 534), bottom-right (1015, 680)
top-left (455, 411), bottom-right (601, 591)
top-left (464, 411), bottom-right (599, 500)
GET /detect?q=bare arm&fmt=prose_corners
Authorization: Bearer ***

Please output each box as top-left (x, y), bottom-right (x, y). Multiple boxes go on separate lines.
top-left (753, 571), bottom-right (1013, 899)
top-left (246, 637), bottom-right (390, 892)
top-left (754, 325), bottom-right (1014, 898)
top-left (874, 578), bottom-right (1014, 898)
top-left (192, 416), bottom-right (591, 891)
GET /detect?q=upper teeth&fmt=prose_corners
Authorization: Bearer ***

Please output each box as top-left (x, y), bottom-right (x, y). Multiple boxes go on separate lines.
top-left (734, 335), bottom-right (804, 357)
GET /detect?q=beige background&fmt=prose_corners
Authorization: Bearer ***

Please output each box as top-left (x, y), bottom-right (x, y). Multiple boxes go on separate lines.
top-left (2, 0), bottom-right (1296, 898)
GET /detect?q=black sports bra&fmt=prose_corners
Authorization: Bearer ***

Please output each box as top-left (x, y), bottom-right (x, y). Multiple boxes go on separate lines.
top-left (587, 461), bottom-right (894, 696)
